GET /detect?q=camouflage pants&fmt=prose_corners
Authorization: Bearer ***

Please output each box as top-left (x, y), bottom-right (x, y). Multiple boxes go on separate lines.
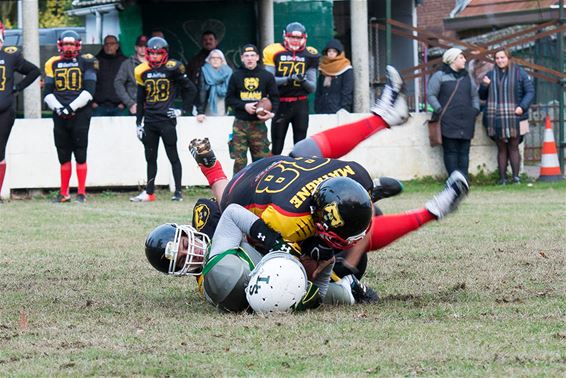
top-left (231, 118), bottom-right (271, 174)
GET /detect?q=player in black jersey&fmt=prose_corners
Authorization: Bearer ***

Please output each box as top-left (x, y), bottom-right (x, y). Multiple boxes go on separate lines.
top-left (0, 21), bottom-right (40, 200)
top-left (263, 22), bottom-right (319, 154)
top-left (130, 37), bottom-right (197, 203)
top-left (43, 30), bottom-right (97, 203)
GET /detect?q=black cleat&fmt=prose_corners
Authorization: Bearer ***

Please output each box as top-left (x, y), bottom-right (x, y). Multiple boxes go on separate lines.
top-left (171, 191), bottom-right (183, 201)
top-left (52, 193), bottom-right (71, 203)
top-left (371, 177), bottom-right (404, 202)
top-left (349, 275), bottom-right (380, 304)
top-left (189, 138), bottom-right (217, 168)
top-left (75, 194), bottom-right (87, 203)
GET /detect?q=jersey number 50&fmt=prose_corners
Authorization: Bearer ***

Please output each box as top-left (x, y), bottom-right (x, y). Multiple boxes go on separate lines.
top-left (54, 68), bottom-right (82, 91)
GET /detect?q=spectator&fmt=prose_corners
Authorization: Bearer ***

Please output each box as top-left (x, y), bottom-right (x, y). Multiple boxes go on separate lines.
top-left (187, 30), bottom-right (218, 85)
top-left (263, 22), bottom-right (319, 155)
top-left (226, 44), bottom-right (279, 174)
top-left (114, 35), bottom-right (147, 115)
top-left (427, 48), bottom-right (480, 180)
top-left (93, 35), bottom-right (127, 116)
top-left (315, 38), bottom-right (353, 114)
top-left (196, 49), bottom-right (232, 122)
top-left (479, 48), bottom-right (534, 185)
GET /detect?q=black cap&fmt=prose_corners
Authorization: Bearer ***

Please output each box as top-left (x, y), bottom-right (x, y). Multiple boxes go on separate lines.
top-left (135, 35), bottom-right (148, 47)
top-left (240, 43), bottom-right (259, 55)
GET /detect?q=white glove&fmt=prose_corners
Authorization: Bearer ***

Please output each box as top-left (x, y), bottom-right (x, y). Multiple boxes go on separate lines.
top-left (167, 108), bottom-right (183, 118)
top-left (136, 122), bottom-right (145, 141)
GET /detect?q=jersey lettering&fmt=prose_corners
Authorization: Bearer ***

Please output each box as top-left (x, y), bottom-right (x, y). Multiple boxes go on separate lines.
top-left (248, 275), bottom-right (270, 295)
top-left (256, 158), bottom-right (329, 195)
top-left (145, 78), bottom-right (170, 102)
top-left (54, 67), bottom-right (82, 91)
top-left (0, 66), bottom-right (5, 91)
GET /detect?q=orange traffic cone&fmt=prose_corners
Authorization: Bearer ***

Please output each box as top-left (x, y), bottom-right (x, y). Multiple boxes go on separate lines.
top-left (537, 115), bottom-right (564, 182)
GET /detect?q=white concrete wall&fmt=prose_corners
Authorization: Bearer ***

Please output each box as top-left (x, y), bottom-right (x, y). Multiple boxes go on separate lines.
top-left (1, 113), bottom-right (498, 199)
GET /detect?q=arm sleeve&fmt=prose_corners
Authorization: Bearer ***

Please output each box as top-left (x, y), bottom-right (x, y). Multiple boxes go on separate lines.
top-left (267, 74), bottom-right (280, 114)
top-left (470, 79), bottom-right (480, 111)
top-left (208, 203), bottom-right (259, 257)
top-left (426, 71), bottom-right (443, 112)
top-left (196, 71), bottom-right (207, 115)
top-left (14, 59), bottom-right (40, 92)
top-left (114, 60), bottom-right (135, 108)
top-left (136, 84), bottom-right (145, 124)
top-left (265, 65), bottom-right (288, 86)
top-left (301, 67), bottom-right (317, 93)
top-left (518, 68), bottom-right (535, 111)
top-left (225, 75), bottom-right (246, 111)
top-left (340, 68), bottom-right (354, 111)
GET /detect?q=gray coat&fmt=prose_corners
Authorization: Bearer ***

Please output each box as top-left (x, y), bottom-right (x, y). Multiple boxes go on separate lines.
top-left (114, 55), bottom-right (143, 109)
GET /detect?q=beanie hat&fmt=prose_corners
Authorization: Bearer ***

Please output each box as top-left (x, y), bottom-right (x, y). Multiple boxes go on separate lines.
top-left (443, 48), bottom-right (463, 65)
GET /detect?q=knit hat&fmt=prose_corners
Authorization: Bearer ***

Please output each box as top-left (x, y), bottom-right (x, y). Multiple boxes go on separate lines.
top-left (443, 48), bottom-right (463, 65)
top-left (323, 39), bottom-right (344, 55)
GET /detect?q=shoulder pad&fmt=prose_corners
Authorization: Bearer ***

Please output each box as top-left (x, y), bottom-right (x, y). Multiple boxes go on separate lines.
top-left (44, 56), bottom-right (62, 77)
top-left (263, 43), bottom-right (285, 66)
top-left (3, 46), bottom-right (19, 54)
top-left (306, 46), bottom-right (318, 55)
top-left (165, 59), bottom-right (179, 69)
top-left (134, 62), bottom-right (151, 85)
top-left (81, 53), bottom-right (96, 62)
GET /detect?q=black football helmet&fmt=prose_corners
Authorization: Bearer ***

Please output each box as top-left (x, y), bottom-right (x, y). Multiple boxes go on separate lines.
top-left (58, 30), bottom-right (82, 59)
top-left (146, 36), bottom-right (169, 67)
top-left (145, 223), bottom-right (210, 276)
top-left (283, 22), bottom-right (307, 52)
top-left (311, 177), bottom-right (373, 250)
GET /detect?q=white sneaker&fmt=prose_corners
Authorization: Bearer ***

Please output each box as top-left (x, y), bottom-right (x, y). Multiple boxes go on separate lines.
top-left (370, 65), bottom-right (409, 126)
top-left (130, 190), bottom-right (156, 202)
top-left (425, 171), bottom-right (469, 219)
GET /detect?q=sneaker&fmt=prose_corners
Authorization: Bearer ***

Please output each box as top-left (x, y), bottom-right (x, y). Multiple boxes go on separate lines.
top-left (425, 170), bottom-right (469, 219)
top-left (370, 65), bottom-right (409, 126)
top-left (75, 194), bottom-right (87, 203)
top-left (171, 191), bottom-right (183, 201)
top-left (189, 138), bottom-right (216, 168)
top-left (512, 176), bottom-right (521, 184)
top-left (52, 193), bottom-right (71, 203)
top-left (371, 176), bottom-right (404, 202)
top-left (130, 190), bottom-right (156, 202)
top-left (345, 275), bottom-right (380, 304)
top-left (498, 178), bottom-right (507, 186)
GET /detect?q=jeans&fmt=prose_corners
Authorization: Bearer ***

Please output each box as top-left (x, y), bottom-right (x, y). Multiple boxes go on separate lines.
top-left (92, 104), bottom-right (125, 117)
top-left (442, 136), bottom-right (471, 179)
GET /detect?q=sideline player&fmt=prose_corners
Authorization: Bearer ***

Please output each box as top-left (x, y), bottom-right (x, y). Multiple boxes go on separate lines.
top-left (263, 22), bottom-right (319, 155)
top-left (0, 21), bottom-right (40, 199)
top-left (130, 37), bottom-right (197, 202)
top-left (43, 30), bottom-right (97, 203)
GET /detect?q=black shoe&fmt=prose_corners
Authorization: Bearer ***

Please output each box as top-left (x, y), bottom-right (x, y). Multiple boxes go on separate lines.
top-left (171, 191), bottom-right (183, 201)
top-left (512, 176), bottom-right (521, 184)
top-left (349, 275), bottom-right (380, 304)
top-left (52, 193), bottom-right (71, 203)
top-left (498, 178), bottom-right (507, 185)
top-left (75, 194), bottom-right (87, 203)
top-left (189, 138), bottom-right (217, 168)
top-left (371, 177), bottom-right (404, 202)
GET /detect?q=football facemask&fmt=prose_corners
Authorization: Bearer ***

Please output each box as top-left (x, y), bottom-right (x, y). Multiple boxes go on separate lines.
top-left (164, 224), bottom-right (210, 276)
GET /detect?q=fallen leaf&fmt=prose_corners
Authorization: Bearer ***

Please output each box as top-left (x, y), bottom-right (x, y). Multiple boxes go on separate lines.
top-left (18, 310), bottom-right (29, 331)
top-left (539, 251), bottom-right (548, 259)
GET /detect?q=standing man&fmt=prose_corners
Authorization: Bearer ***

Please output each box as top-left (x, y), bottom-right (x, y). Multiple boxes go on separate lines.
top-left (0, 21), bottom-right (40, 199)
top-left (187, 31), bottom-right (218, 85)
top-left (114, 35), bottom-right (147, 115)
top-left (263, 22), bottom-right (319, 155)
top-left (43, 30), bottom-right (97, 203)
top-left (130, 37), bottom-right (197, 203)
top-left (225, 44), bottom-right (279, 174)
top-left (92, 35), bottom-right (127, 116)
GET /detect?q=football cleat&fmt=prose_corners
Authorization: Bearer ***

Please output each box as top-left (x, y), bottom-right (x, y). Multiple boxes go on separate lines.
top-left (425, 170), bottom-right (469, 219)
top-left (189, 138), bottom-right (217, 168)
top-left (130, 190), bottom-right (156, 202)
top-left (371, 176), bottom-right (404, 202)
top-left (171, 191), bottom-right (183, 201)
top-left (370, 65), bottom-right (409, 127)
top-left (52, 193), bottom-right (71, 203)
top-left (345, 275), bottom-right (380, 304)
top-left (75, 194), bottom-right (87, 203)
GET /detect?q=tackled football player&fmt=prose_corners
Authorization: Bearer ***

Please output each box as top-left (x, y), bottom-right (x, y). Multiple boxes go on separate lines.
top-left (130, 37), bottom-right (197, 203)
top-left (43, 30), bottom-right (96, 203)
top-left (0, 21), bottom-right (40, 199)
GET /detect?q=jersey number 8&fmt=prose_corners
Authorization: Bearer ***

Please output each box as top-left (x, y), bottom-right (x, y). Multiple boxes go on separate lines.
top-left (145, 78), bottom-right (170, 102)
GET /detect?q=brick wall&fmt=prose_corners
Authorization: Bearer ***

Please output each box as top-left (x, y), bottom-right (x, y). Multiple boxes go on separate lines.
top-left (416, 0), bottom-right (456, 37)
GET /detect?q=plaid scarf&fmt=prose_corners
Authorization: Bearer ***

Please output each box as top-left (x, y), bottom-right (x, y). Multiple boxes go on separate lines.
top-left (486, 64), bottom-right (518, 139)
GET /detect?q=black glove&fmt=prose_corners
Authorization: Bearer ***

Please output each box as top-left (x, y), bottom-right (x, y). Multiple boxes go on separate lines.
top-left (333, 256), bottom-right (359, 278)
top-left (56, 105), bottom-right (74, 119)
top-left (248, 219), bottom-right (283, 255)
top-left (293, 281), bottom-right (321, 312)
top-left (301, 237), bottom-right (334, 261)
top-left (136, 122), bottom-right (145, 141)
top-left (288, 73), bottom-right (305, 83)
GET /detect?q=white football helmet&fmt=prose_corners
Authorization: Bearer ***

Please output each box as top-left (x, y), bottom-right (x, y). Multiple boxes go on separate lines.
top-left (246, 251), bottom-right (308, 314)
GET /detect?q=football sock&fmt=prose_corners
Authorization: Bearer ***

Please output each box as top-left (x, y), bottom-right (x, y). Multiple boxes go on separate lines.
top-left (0, 161), bottom-right (6, 194)
top-left (366, 208), bottom-right (436, 251)
top-left (60, 161), bottom-right (72, 196)
top-left (76, 162), bottom-right (87, 195)
top-left (199, 160), bottom-right (227, 187)
top-left (311, 115), bottom-right (389, 159)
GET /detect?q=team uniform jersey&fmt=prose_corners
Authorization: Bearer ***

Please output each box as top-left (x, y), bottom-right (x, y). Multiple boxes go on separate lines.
top-left (44, 53), bottom-right (98, 106)
top-left (134, 60), bottom-right (193, 123)
top-left (220, 156), bottom-right (373, 243)
top-left (0, 46), bottom-right (38, 112)
top-left (262, 43), bottom-right (319, 97)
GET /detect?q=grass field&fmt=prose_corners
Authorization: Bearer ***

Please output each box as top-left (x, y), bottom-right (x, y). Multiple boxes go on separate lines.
top-left (1, 180), bottom-right (565, 376)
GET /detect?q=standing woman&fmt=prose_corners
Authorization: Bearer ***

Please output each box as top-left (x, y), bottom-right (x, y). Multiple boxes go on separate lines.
top-left (427, 48), bottom-right (480, 180)
top-left (196, 49), bottom-right (232, 122)
top-left (479, 49), bottom-right (534, 184)
top-left (314, 39), bottom-right (353, 114)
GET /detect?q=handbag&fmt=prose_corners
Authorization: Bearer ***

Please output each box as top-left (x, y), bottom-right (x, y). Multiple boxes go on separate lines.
top-left (428, 78), bottom-right (462, 147)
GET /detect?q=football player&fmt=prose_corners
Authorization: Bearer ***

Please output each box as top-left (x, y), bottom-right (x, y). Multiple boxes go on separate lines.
top-left (0, 21), bottom-right (40, 200)
top-left (130, 37), bottom-right (197, 202)
top-left (263, 22), bottom-right (319, 155)
top-left (44, 30), bottom-right (97, 203)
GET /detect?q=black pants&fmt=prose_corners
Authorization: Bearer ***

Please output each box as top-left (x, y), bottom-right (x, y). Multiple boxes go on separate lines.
top-left (442, 136), bottom-right (471, 179)
top-left (270, 99), bottom-right (309, 155)
top-left (142, 119), bottom-right (182, 194)
top-left (53, 107), bottom-right (92, 164)
top-left (0, 107), bottom-right (16, 161)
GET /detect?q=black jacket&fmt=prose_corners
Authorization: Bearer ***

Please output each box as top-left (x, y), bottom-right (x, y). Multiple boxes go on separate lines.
top-left (94, 50), bottom-right (127, 105)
